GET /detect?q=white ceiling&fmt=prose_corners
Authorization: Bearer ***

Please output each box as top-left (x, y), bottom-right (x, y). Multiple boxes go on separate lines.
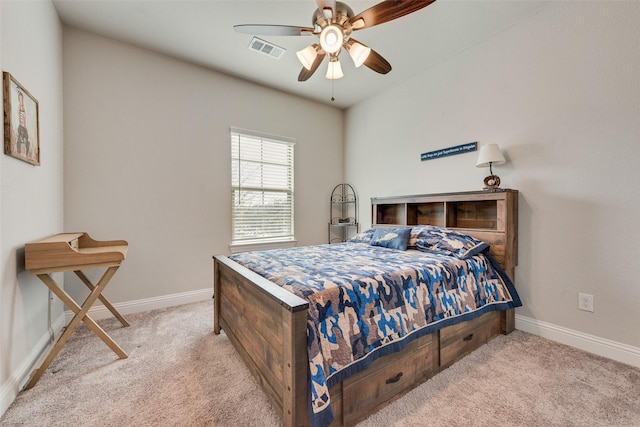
top-left (52, 0), bottom-right (549, 109)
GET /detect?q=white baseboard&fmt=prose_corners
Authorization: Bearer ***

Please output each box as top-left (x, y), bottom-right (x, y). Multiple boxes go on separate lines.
top-left (1, 288), bottom-right (212, 418)
top-left (515, 314), bottom-right (640, 368)
top-left (64, 288), bottom-right (212, 322)
top-left (0, 313), bottom-right (65, 417)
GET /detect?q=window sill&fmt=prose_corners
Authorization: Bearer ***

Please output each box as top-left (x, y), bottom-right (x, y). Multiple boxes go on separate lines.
top-left (229, 238), bottom-right (297, 254)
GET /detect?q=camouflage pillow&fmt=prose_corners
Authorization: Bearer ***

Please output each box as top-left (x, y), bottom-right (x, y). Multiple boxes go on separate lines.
top-left (412, 225), bottom-right (489, 259)
top-left (347, 228), bottom-right (375, 244)
top-left (408, 225), bottom-right (429, 248)
top-left (370, 227), bottom-right (412, 250)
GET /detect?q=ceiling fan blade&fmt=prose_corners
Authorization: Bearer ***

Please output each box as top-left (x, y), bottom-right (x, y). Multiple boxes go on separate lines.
top-left (350, 0), bottom-right (436, 30)
top-left (234, 24), bottom-right (314, 36)
top-left (298, 53), bottom-right (325, 82)
top-left (363, 49), bottom-right (392, 74)
top-left (316, 0), bottom-right (336, 19)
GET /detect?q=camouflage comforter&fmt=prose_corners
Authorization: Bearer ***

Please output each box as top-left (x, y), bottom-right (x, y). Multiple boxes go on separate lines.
top-left (230, 242), bottom-right (521, 427)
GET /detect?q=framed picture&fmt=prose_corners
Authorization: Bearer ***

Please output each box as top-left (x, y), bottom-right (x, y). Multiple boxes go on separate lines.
top-left (3, 72), bottom-right (40, 165)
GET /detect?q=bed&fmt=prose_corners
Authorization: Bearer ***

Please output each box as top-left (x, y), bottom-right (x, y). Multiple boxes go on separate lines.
top-left (213, 190), bottom-right (519, 427)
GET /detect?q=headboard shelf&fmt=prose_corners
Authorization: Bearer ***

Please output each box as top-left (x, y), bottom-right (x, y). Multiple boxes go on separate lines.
top-left (372, 189), bottom-right (518, 279)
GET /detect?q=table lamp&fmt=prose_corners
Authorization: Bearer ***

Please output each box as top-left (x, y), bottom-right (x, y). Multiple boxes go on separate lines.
top-left (476, 144), bottom-right (506, 190)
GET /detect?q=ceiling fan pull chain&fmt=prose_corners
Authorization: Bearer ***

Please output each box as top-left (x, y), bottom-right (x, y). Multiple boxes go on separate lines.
top-left (331, 78), bottom-right (335, 102)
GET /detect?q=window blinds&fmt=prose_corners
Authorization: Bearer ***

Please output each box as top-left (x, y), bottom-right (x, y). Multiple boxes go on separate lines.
top-left (231, 129), bottom-right (295, 243)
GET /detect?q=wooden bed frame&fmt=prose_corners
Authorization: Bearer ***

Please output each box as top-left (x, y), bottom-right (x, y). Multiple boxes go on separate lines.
top-left (214, 189), bottom-right (518, 427)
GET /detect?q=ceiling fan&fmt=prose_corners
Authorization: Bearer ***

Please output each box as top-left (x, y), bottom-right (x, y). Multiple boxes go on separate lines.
top-left (234, 0), bottom-right (436, 82)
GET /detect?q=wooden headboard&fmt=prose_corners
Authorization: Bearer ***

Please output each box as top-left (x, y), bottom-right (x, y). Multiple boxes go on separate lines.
top-left (371, 189), bottom-right (518, 280)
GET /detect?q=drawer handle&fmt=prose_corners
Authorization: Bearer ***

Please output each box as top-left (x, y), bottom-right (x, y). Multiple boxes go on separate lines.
top-left (463, 333), bottom-right (474, 342)
top-left (386, 372), bottom-right (403, 384)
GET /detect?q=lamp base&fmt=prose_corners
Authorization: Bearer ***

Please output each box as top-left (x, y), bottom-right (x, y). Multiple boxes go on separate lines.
top-left (483, 174), bottom-right (501, 191)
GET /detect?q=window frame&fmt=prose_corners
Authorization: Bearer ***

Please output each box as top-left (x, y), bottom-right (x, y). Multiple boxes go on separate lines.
top-left (229, 127), bottom-right (296, 252)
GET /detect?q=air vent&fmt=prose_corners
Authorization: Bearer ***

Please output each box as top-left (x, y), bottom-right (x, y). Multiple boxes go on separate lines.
top-left (248, 37), bottom-right (286, 60)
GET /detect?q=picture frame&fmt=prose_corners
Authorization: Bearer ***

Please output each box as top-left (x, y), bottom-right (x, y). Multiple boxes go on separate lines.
top-left (3, 71), bottom-right (40, 165)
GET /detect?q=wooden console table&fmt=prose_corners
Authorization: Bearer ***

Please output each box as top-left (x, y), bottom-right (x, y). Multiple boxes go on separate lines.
top-left (24, 232), bottom-right (129, 389)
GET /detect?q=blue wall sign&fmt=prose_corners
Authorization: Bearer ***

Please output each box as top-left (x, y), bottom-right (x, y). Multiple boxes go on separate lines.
top-left (421, 141), bottom-right (477, 161)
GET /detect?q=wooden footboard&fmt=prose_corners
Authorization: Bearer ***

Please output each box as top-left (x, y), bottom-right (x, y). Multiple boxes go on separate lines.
top-left (214, 255), bottom-right (310, 427)
top-left (214, 255), bottom-right (514, 427)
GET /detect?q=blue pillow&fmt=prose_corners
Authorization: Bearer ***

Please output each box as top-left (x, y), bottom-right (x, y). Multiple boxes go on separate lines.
top-left (412, 225), bottom-right (489, 259)
top-left (370, 227), bottom-right (412, 251)
top-left (348, 228), bottom-right (375, 244)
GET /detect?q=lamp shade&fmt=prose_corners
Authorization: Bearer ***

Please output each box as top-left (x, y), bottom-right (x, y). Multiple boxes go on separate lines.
top-left (476, 144), bottom-right (506, 168)
top-left (296, 44), bottom-right (318, 70)
top-left (346, 39), bottom-right (371, 68)
top-left (326, 58), bottom-right (344, 79)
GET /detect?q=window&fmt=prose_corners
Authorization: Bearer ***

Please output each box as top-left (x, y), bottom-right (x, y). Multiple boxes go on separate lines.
top-left (231, 128), bottom-right (295, 245)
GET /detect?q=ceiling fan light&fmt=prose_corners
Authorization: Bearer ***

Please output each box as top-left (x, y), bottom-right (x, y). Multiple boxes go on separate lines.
top-left (347, 41), bottom-right (371, 68)
top-left (326, 58), bottom-right (344, 80)
top-left (296, 44), bottom-right (318, 70)
top-left (320, 25), bottom-right (343, 54)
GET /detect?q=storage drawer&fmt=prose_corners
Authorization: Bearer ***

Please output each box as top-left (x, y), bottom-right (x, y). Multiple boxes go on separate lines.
top-left (341, 333), bottom-right (433, 425)
top-left (439, 311), bottom-right (501, 368)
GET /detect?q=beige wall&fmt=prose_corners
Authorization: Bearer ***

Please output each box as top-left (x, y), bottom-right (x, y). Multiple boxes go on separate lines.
top-left (0, 0), bottom-right (64, 415)
top-left (62, 28), bottom-right (344, 305)
top-left (345, 2), bottom-right (640, 352)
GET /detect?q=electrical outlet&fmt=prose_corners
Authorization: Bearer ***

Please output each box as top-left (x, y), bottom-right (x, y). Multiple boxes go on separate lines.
top-left (578, 292), bottom-right (594, 312)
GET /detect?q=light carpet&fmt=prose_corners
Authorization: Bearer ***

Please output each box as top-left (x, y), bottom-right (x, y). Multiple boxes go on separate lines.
top-left (2, 301), bottom-right (639, 426)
